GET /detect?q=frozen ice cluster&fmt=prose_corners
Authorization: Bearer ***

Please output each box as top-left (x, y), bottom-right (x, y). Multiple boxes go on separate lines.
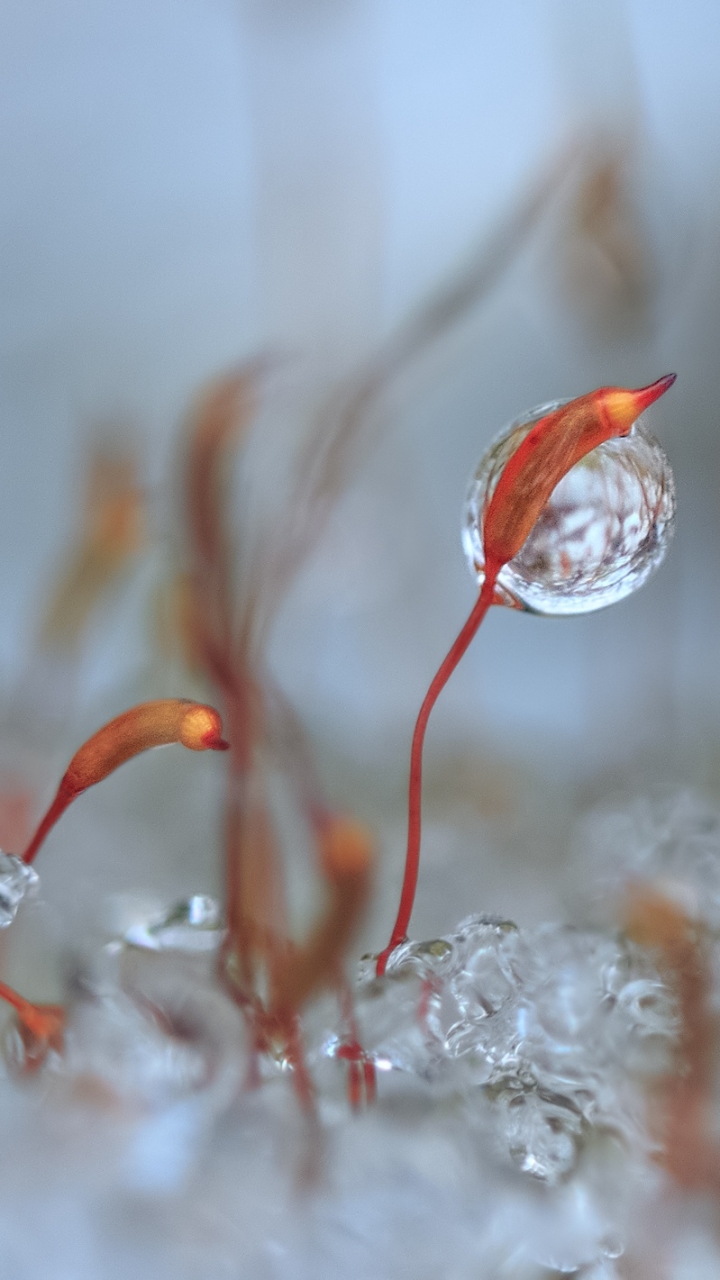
top-left (0, 910), bottom-right (673, 1278)
top-left (317, 914), bottom-right (674, 1185)
top-left (4, 790), bottom-right (720, 1278)
top-left (0, 850), bottom-right (39, 927)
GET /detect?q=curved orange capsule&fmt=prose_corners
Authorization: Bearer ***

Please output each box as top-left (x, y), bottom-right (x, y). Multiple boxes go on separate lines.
top-left (482, 374), bottom-right (676, 579)
top-left (23, 699), bottom-right (229, 864)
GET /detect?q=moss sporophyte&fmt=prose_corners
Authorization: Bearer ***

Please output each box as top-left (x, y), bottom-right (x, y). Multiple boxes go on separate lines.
top-left (375, 376), bottom-right (677, 976)
top-left (0, 373), bottom-right (676, 1124)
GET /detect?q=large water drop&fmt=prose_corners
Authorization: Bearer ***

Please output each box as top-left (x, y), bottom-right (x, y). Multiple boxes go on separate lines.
top-left (463, 399), bottom-right (676, 615)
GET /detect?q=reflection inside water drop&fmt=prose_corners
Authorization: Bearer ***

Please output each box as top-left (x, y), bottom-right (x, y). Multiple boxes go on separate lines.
top-left (463, 399), bottom-right (676, 615)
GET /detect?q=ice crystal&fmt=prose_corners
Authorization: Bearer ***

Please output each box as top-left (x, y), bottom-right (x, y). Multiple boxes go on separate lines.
top-left (123, 895), bottom-right (222, 953)
top-left (0, 851), bottom-right (38, 927)
top-left (318, 915), bottom-right (675, 1188)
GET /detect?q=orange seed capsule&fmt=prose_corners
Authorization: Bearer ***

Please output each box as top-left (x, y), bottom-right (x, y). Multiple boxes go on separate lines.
top-left (23, 699), bottom-right (229, 864)
top-left (482, 374), bottom-right (676, 577)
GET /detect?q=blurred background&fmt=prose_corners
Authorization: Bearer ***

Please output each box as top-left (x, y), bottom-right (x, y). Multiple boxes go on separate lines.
top-left (4, 9), bottom-right (720, 1276)
top-left (2, 0), bottom-right (720, 948)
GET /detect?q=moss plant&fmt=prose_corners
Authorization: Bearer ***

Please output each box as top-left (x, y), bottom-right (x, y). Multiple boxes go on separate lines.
top-left (376, 375), bottom-right (677, 976)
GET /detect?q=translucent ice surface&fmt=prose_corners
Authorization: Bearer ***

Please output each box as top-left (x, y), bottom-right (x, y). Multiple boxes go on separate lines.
top-left (317, 915), bottom-right (675, 1187)
top-left (463, 401), bottom-right (676, 615)
top-left (0, 902), bottom-right (694, 1279)
top-left (574, 790), bottom-right (720, 931)
top-left (0, 851), bottom-right (39, 927)
top-left (124, 894), bottom-right (222, 952)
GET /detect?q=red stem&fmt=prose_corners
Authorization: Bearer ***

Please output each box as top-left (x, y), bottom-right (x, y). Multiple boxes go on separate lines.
top-left (376, 572), bottom-right (497, 976)
top-left (0, 980), bottom-right (29, 1018)
top-left (23, 780), bottom-right (76, 866)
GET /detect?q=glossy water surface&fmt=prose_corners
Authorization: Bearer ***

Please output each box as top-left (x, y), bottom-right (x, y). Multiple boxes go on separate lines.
top-left (463, 400), bottom-right (676, 615)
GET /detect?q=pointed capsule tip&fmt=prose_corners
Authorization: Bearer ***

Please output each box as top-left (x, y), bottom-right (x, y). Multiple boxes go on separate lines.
top-left (632, 372), bottom-right (677, 413)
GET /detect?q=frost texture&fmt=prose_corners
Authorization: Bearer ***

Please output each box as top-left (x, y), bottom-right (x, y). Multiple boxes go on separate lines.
top-left (0, 809), bottom-right (711, 1278)
top-left (574, 790), bottom-right (720, 930)
top-left (463, 402), bottom-right (676, 615)
top-left (318, 915), bottom-right (674, 1187)
top-left (0, 851), bottom-right (39, 927)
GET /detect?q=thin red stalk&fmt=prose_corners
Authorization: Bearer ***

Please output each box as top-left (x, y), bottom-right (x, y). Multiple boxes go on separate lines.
top-left (376, 571), bottom-right (497, 975)
top-left (0, 980), bottom-right (30, 1018)
top-left (337, 970), bottom-right (376, 1108)
top-left (23, 785), bottom-right (74, 866)
top-left (285, 1014), bottom-right (316, 1114)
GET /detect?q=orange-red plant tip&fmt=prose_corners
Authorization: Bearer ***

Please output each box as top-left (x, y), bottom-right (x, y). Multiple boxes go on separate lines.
top-left (23, 699), bottom-right (229, 864)
top-left (631, 372), bottom-right (677, 413)
top-left (600, 374), bottom-right (676, 431)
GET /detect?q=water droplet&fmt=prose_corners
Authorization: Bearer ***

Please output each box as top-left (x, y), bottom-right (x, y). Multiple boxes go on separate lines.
top-left (0, 851), bottom-right (39, 927)
top-left (463, 400), bottom-right (676, 615)
top-left (124, 894), bottom-right (222, 952)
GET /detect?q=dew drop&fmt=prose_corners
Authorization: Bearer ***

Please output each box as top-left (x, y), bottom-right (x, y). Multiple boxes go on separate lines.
top-left (463, 399), bottom-right (676, 615)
